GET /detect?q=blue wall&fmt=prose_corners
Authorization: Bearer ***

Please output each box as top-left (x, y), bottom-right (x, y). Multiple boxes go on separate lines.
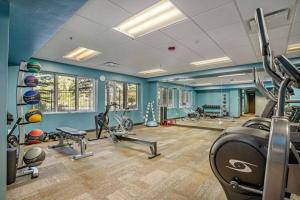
top-left (0, 1), bottom-right (9, 199)
top-left (229, 89), bottom-right (241, 117)
top-left (8, 59), bottom-right (149, 132)
top-left (157, 82), bottom-right (196, 119)
top-left (196, 89), bottom-right (241, 117)
top-left (196, 89), bottom-right (230, 115)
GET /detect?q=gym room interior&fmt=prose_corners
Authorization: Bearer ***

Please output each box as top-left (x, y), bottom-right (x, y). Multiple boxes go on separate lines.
top-left (1, 0), bottom-right (300, 199)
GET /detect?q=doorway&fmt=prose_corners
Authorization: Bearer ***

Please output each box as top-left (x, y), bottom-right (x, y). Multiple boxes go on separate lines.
top-left (247, 91), bottom-right (255, 114)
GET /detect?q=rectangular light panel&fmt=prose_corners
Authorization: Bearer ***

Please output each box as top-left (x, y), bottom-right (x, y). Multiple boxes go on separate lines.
top-left (287, 43), bottom-right (300, 53)
top-left (63, 47), bottom-right (101, 61)
top-left (139, 68), bottom-right (167, 74)
top-left (191, 56), bottom-right (232, 67)
top-left (218, 73), bottom-right (246, 78)
top-left (113, 0), bottom-right (187, 38)
top-left (230, 80), bottom-right (253, 84)
top-left (193, 83), bottom-right (213, 86)
top-left (177, 78), bottom-right (195, 81)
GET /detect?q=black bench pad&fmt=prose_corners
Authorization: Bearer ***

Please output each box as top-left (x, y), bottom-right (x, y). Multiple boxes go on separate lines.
top-left (56, 127), bottom-right (87, 136)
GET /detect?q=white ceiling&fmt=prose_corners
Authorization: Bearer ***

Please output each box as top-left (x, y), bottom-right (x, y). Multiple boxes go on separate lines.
top-left (33, 0), bottom-right (300, 78)
top-left (170, 71), bottom-right (271, 86)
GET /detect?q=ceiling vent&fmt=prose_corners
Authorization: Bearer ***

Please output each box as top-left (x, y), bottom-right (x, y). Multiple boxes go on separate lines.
top-left (102, 62), bottom-right (120, 67)
top-left (248, 8), bottom-right (291, 33)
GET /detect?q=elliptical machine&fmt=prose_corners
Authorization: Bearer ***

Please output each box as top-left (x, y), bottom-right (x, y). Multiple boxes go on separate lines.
top-left (209, 8), bottom-right (300, 200)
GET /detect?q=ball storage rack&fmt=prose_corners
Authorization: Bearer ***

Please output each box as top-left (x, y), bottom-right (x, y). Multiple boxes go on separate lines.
top-left (16, 61), bottom-right (40, 178)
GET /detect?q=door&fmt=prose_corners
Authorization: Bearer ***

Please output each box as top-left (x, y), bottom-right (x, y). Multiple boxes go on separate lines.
top-left (248, 92), bottom-right (255, 114)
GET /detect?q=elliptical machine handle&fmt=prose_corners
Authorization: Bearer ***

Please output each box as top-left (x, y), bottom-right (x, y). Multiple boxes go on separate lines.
top-left (275, 55), bottom-right (300, 89)
top-left (255, 8), bottom-right (284, 86)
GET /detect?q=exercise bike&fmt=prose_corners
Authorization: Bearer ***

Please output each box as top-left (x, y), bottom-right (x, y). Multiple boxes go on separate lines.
top-left (209, 8), bottom-right (300, 200)
top-left (91, 103), bottom-right (133, 140)
top-left (111, 104), bottom-right (134, 136)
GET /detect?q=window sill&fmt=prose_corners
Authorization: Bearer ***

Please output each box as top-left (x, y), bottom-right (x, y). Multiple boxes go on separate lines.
top-left (109, 108), bottom-right (139, 112)
top-left (42, 111), bottom-right (96, 115)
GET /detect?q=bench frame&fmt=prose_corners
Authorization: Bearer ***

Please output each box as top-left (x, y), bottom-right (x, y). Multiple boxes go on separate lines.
top-left (49, 127), bottom-right (93, 160)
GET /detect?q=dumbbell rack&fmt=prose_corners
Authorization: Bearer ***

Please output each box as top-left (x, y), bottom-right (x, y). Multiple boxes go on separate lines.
top-left (16, 61), bottom-right (39, 177)
top-left (223, 94), bottom-right (227, 117)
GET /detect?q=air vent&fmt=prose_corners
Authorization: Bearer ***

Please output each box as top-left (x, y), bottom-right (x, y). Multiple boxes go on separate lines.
top-left (248, 8), bottom-right (291, 33)
top-left (103, 62), bottom-right (120, 67)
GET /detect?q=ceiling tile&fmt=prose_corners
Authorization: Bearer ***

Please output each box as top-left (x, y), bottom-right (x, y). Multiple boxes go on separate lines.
top-left (77, 0), bottom-right (131, 27)
top-left (207, 22), bottom-right (248, 42)
top-left (193, 2), bottom-right (241, 31)
top-left (290, 22), bottom-right (300, 37)
top-left (109, 0), bottom-right (159, 14)
top-left (217, 35), bottom-right (253, 49)
top-left (172, 0), bottom-right (232, 17)
top-left (295, 3), bottom-right (300, 23)
top-left (250, 25), bottom-right (290, 56)
top-left (270, 39), bottom-right (288, 55)
top-left (188, 38), bottom-right (225, 58)
top-left (101, 40), bottom-right (161, 67)
top-left (223, 44), bottom-right (257, 64)
top-left (136, 31), bottom-right (175, 49)
top-left (33, 38), bottom-right (75, 61)
top-left (162, 20), bottom-right (208, 44)
top-left (289, 34), bottom-right (300, 44)
top-left (268, 25), bottom-right (290, 39)
top-left (93, 29), bottom-right (133, 51)
top-left (49, 28), bottom-right (104, 52)
top-left (155, 41), bottom-right (202, 64)
top-left (62, 15), bottom-right (108, 39)
top-left (235, 0), bottom-right (297, 20)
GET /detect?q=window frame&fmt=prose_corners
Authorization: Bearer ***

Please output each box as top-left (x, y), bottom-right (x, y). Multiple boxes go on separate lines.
top-left (157, 87), bottom-right (175, 108)
top-left (179, 89), bottom-right (192, 108)
top-left (105, 80), bottom-right (139, 111)
top-left (36, 71), bottom-right (97, 114)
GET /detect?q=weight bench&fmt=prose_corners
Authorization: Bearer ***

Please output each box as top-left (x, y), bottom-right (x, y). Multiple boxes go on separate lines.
top-left (49, 127), bottom-right (93, 160)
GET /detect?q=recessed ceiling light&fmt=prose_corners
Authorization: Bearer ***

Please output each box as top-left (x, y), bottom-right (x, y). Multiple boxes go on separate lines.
top-left (230, 80), bottom-right (253, 84)
top-left (192, 83), bottom-right (213, 86)
top-left (191, 56), bottom-right (232, 66)
top-left (287, 43), bottom-right (300, 53)
top-left (63, 47), bottom-right (101, 61)
top-left (113, 0), bottom-right (187, 38)
top-left (177, 78), bottom-right (195, 81)
top-left (218, 73), bottom-right (246, 78)
top-left (139, 68), bottom-right (167, 74)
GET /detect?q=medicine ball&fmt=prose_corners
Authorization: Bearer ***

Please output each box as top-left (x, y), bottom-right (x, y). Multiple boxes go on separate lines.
top-left (27, 60), bottom-right (41, 73)
top-left (24, 75), bottom-right (38, 87)
top-left (26, 129), bottom-right (44, 145)
top-left (23, 147), bottom-right (46, 167)
top-left (25, 108), bottom-right (42, 123)
top-left (23, 90), bottom-right (40, 104)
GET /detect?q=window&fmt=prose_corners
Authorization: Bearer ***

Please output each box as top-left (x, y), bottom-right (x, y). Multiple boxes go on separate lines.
top-left (35, 73), bottom-right (55, 112)
top-left (168, 89), bottom-right (174, 107)
top-left (158, 87), bottom-right (174, 108)
top-left (36, 72), bottom-right (96, 113)
top-left (57, 75), bottom-right (76, 112)
top-left (180, 90), bottom-right (192, 107)
top-left (127, 83), bottom-right (137, 109)
top-left (105, 81), bottom-right (138, 110)
top-left (78, 77), bottom-right (96, 111)
top-left (115, 82), bottom-right (124, 109)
